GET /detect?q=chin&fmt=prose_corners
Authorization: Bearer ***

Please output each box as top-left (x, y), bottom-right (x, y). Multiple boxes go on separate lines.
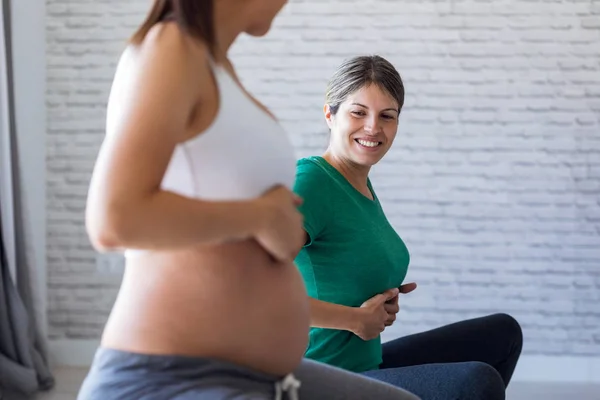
top-left (246, 23), bottom-right (273, 37)
top-left (353, 156), bottom-right (381, 168)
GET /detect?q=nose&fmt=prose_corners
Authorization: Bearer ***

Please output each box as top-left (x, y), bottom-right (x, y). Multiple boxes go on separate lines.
top-left (364, 116), bottom-right (380, 135)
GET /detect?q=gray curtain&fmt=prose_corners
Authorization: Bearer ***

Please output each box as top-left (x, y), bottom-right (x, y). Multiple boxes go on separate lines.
top-left (0, 0), bottom-right (55, 396)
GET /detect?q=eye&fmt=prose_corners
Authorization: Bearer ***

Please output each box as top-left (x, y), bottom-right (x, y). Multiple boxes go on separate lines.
top-left (382, 114), bottom-right (396, 120)
top-left (351, 110), bottom-right (366, 117)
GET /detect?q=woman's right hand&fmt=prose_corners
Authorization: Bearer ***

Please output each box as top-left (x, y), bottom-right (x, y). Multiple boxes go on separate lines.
top-left (353, 288), bottom-right (400, 341)
top-left (252, 185), bottom-right (305, 263)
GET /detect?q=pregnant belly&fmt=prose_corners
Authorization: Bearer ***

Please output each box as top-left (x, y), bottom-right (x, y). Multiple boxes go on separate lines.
top-left (102, 240), bottom-right (310, 376)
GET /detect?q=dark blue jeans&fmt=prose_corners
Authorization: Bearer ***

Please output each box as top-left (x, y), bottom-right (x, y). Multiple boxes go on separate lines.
top-left (361, 313), bottom-right (523, 400)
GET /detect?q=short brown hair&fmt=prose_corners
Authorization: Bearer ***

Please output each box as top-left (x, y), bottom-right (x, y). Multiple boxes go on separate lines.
top-left (325, 55), bottom-right (405, 115)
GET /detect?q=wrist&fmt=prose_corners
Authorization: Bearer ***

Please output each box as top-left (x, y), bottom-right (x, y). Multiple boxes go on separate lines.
top-left (346, 306), bottom-right (365, 334)
top-left (217, 200), bottom-right (267, 242)
top-left (244, 198), bottom-right (269, 239)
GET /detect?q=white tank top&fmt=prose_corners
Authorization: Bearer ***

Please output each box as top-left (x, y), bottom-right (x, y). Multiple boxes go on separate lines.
top-left (105, 48), bottom-right (297, 256)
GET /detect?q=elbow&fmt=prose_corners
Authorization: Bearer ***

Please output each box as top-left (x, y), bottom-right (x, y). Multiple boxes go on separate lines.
top-left (87, 227), bottom-right (121, 253)
top-left (86, 204), bottom-right (135, 252)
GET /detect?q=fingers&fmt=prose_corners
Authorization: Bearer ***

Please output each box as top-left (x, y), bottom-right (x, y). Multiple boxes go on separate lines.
top-left (264, 185), bottom-right (302, 205)
top-left (270, 250), bottom-right (291, 264)
top-left (366, 288), bottom-right (399, 307)
top-left (365, 293), bottom-right (387, 306)
top-left (264, 184), bottom-right (285, 195)
top-left (399, 282), bottom-right (417, 294)
top-left (384, 314), bottom-right (396, 327)
top-left (384, 301), bottom-right (399, 314)
top-left (382, 288), bottom-right (399, 302)
top-left (365, 287), bottom-right (402, 308)
top-left (293, 194), bottom-right (303, 206)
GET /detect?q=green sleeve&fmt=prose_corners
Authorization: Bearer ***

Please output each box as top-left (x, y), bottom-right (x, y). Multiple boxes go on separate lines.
top-left (294, 160), bottom-right (331, 247)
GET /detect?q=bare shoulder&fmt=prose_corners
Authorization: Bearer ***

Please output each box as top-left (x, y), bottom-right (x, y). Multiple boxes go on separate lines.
top-left (127, 21), bottom-right (211, 88)
top-left (107, 21), bottom-right (218, 142)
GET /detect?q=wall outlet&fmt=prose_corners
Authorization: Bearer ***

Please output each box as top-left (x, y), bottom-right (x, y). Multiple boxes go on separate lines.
top-left (96, 253), bottom-right (125, 275)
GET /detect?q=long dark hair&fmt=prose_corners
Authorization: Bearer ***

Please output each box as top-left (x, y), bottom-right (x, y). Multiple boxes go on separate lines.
top-left (130, 0), bottom-right (215, 53)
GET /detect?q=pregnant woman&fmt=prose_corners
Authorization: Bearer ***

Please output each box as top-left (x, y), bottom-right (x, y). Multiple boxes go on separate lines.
top-left (77, 1), bottom-right (420, 399)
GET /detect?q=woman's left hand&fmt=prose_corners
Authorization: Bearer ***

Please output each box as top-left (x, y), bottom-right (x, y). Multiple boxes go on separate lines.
top-left (384, 282), bottom-right (417, 326)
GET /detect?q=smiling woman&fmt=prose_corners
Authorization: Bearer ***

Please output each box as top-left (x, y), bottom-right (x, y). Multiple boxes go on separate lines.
top-left (323, 56), bottom-right (404, 175)
top-left (293, 54), bottom-right (523, 400)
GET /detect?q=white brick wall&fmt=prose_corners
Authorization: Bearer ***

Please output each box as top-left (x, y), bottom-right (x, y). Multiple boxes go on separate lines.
top-left (47, 0), bottom-right (600, 357)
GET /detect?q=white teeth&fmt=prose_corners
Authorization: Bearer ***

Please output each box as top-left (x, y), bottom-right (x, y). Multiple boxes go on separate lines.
top-left (357, 139), bottom-right (379, 148)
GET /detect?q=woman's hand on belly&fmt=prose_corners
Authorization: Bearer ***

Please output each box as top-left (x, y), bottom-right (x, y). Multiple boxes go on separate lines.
top-left (252, 185), bottom-right (305, 263)
top-left (353, 288), bottom-right (399, 341)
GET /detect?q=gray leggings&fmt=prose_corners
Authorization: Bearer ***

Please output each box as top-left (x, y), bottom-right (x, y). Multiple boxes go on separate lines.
top-left (77, 348), bottom-right (420, 400)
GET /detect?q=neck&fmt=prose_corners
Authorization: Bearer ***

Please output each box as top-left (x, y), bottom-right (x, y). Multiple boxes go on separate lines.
top-left (212, 8), bottom-right (244, 60)
top-left (323, 150), bottom-right (371, 193)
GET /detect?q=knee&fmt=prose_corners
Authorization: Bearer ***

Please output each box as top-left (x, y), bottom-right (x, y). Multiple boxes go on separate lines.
top-left (460, 362), bottom-right (506, 400)
top-left (492, 313), bottom-right (523, 351)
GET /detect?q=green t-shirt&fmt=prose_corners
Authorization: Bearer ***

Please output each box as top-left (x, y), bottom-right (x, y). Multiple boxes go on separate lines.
top-left (293, 156), bottom-right (411, 373)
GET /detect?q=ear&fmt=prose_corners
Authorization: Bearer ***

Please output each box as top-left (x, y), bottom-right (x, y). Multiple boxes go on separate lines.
top-left (324, 104), bottom-right (334, 130)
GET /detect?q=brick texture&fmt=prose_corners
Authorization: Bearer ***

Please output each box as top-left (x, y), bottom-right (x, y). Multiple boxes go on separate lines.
top-left (46, 0), bottom-right (600, 355)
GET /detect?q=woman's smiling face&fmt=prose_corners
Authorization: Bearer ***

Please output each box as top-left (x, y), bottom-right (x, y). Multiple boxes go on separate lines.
top-left (325, 83), bottom-right (400, 168)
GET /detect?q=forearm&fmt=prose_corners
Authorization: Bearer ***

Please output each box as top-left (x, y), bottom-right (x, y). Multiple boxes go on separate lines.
top-left (309, 297), bottom-right (361, 332)
top-left (87, 189), bottom-right (260, 251)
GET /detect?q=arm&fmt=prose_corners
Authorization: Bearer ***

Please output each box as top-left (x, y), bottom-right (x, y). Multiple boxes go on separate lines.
top-left (86, 24), bottom-right (260, 252)
top-left (310, 288), bottom-right (401, 341)
top-left (309, 297), bottom-right (361, 332)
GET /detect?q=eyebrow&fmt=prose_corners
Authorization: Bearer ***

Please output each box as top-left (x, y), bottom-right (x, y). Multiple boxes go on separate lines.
top-left (351, 102), bottom-right (398, 113)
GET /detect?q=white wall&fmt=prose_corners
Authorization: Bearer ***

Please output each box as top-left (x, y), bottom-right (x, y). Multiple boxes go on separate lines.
top-left (10, 0), bottom-right (47, 339)
top-left (45, 0), bottom-right (600, 381)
